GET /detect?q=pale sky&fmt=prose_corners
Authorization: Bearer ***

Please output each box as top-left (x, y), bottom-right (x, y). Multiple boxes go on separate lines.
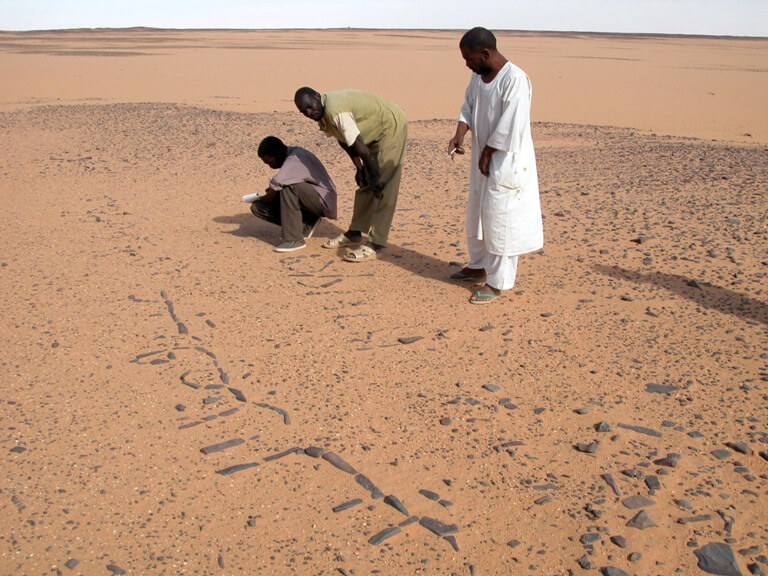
top-left (1, 0), bottom-right (767, 37)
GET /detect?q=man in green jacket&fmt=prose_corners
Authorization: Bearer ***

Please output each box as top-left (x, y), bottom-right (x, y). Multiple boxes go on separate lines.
top-left (294, 87), bottom-right (407, 262)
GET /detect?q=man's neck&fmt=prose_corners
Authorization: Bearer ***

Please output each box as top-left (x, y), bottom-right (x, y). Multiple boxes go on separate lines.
top-left (481, 54), bottom-right (508, 83)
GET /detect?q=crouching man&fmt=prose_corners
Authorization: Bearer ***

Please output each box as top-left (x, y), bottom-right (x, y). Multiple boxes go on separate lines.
top-left (251, 136), bottom-right (338, 252)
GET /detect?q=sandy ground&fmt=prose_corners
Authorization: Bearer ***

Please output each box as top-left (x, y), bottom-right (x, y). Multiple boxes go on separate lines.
top-left (1, 29), bottom-right (767, 576)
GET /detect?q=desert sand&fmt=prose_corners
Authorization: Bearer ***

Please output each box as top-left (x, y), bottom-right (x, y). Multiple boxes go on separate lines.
top-left (1, 28), bottom-right (767, 576)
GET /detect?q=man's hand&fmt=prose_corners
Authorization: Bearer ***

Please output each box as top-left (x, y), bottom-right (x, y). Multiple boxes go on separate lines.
top-left (448, 135), bottom-right (465, 158)
top-left (479, 146), bottom-right (496, 177)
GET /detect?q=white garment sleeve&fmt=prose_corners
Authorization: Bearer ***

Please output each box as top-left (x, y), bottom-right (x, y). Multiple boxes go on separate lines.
top-left (487, 73), bottom-right (531, 154)
top-left (458, 76), bottom-right (475, 128)
top-left (333, 112), bottom-right (361, 147)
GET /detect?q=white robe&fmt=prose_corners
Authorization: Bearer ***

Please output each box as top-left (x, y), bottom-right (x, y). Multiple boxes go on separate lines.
top-left (459, 61), bottom-right (544, 257)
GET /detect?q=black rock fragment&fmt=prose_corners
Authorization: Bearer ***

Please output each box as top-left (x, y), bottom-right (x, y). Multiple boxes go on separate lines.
top-left (419, 516), bottom-right (458, 537)
top-left (355, 474), bottom-right (384, 499)
top-left (322, 451), bottom-right (357, 474)
top-left (263, 447), bottom-right (300, 462)
top-left (610, 535), bottom-right (628, 548)
top-left (626, 510), bottom-right (657, 530)
top-left (384, 495), bottom-right (409, 516)
top-left (332, 499), bottom-right (363, 513)
top-left (678, 515), bottom-right (713, 524)
top-left (575, 441), bottom-right (599, 454)
top-left (368, 526), bottom-right (401, 545)
top-left (444, 535), bottom-right (460, 551)
top-left (106, 565), bottom-right (126, 575)
top-left (304, 446), bottom-right (325, 458)
top-left (725, 442), bottom-right (751, 455)
top-left (200, 438), bottom-right (244, 455)
top-left (600, 567), bottom-right (629, 576)
top-left (601, 473), bottom-right (621, 497)
top-left (215, 462), bottom-right (260, 476)
top-left (694, 542), bottom-right (742, 576)
top-left (397, 336), bottom-right (423, 345)
top-left (622, 495), bottom-right (655, 509)
top-left (419, 489), bottom-right (440, 501)
top-left (617, 423), bottom-right (663, 438)
top-left (64, 559), bottom-right (79, 570)
top-left (646, 383), bottom-right (680, 394)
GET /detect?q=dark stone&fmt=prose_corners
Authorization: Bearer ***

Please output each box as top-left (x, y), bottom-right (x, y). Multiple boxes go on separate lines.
top-left (398, 516), bottom-right (419, 527)
top-left (507, 540), bottom-right (521, 548)
top-left (200, 438), bottom-right (244, 455)
top-left (610, 535), bottom-right (628, 548)
top-left (444, 535), bottom-right (460, 551)
top-left (215, 462), bottom-right (260, 476)
top-left (575, 441), bottom-right (599, 454)
top-left (678, 515), bottom-right (713, 524)
top-left (106, 565), bottom-right (126, 575)
top-left (263, 447), bottom-right (300, 462)
top-left (176, 322), bottom-right (188, 334)
top-left (64, 559), bottom-right (79, 570)
top-left (356, 474), bottom-right (384, 499)
top-left (595, 421), bottom-right (613, 432)
top-left (332, 499), bottom-right (363, 513)
top-left (654, 456), bottom-right (679, 468)
top-left (419, 516), bottom-right (458, 537)
top-left (574, 407), bottom-right (590, 415)
top-left (626, 510), bottom-right (657, 530)
top-left (534, 495), bottom-right (552, 505)
top-left (368, 526), bottom-right (401, 545)
top-left (601, 568), bottom-right (629, 576)
top-left (227, 387), bottom-right (247, 402)
top-left (202, 396), bottom-right (220, 405)
top-left (578, 556), bottom-right (596, 569)
top-left (304, 446), bottom-right (325, 458)
top-left (749, 563), bottom-right (766, 575)
top-left (725, 442), bottom-right (751, 455)
top-left (419, 489), bottom-right (440, 501)
top-left (618, 423), bottom-right (663, 437)
top-left (439, 417), bottom-right (452, 426)
top-left (645, 476), bottom-right (661, 492)
top-left (397, 336), bottom-right (423, 345)
top-left (712, 449), bottom-right (733, 460)
top-left (9, 446), bottom-right (25, 453)
top-left (174, 404), bottom-right (186, 412)
top-left (483, 383), bottom-right (501, 392)
top-left (580, 532), bottom-right (602, 545)
top-left (622, 495), bottom-right (655, 509)
top-left (740, 546), bottom-right (763, 556)
top-left (383, 495), bottom-right (409, 516)
top-left (694, 542), bottom-right (742, 576)
top-left (629, 552), bottom-right (642, 561)
top-left (646, 383), bottom-right (680, 394)
top-left (322, 451), bottom-right (357, 474)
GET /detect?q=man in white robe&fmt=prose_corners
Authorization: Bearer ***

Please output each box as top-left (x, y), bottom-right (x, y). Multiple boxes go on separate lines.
top-left (448, 27), bottom-right (544, 304)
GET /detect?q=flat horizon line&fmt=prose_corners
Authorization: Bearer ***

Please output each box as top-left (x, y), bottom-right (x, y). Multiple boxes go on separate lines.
top-left (0, 26), bottom-right (766, 41)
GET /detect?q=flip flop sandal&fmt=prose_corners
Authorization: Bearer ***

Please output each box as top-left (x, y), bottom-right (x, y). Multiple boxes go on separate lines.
top-left (449, 269), bottom-right (486, 281)
top-left (469, 290), bottom-right (499, 304)
top-left (342, 245), bottom-right (377, 262)
top-left (322, 233), bottom-right (361, 249)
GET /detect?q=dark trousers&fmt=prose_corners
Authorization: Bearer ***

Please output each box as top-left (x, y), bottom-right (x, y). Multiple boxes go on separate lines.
top-left (250, 182), bottom-right (325, 242)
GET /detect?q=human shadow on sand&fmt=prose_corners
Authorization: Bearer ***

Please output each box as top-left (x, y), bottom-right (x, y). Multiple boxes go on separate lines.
top-left (212, 213), bottom-right (468, 289)
top-left (594, 264), bottom-right (768, 326)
